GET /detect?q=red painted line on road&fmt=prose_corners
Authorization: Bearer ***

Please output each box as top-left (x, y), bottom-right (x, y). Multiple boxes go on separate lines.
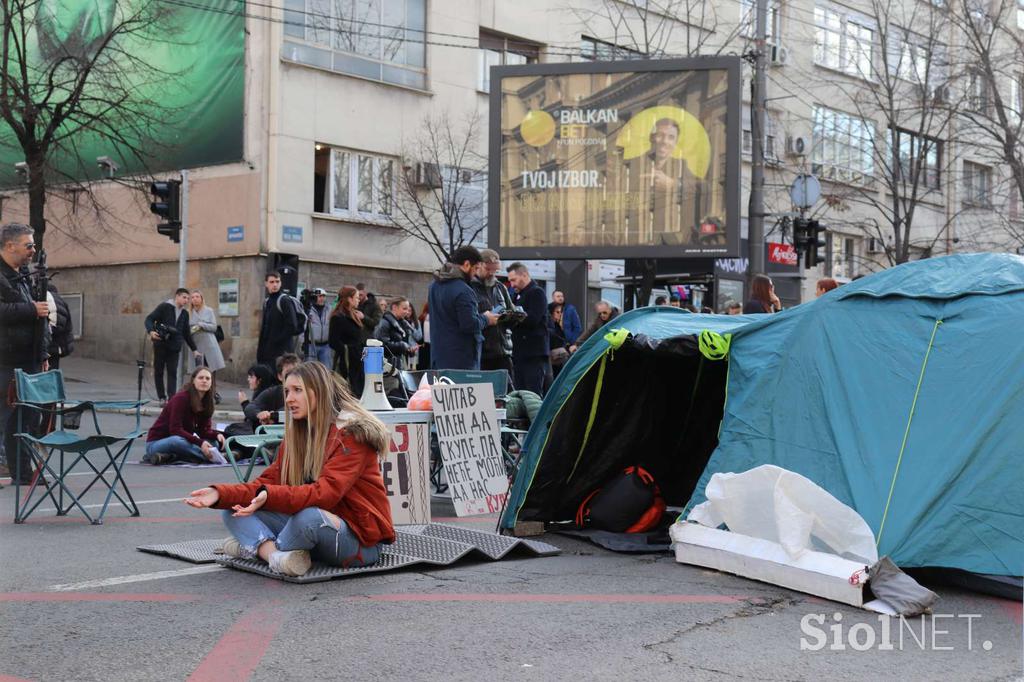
top-left (0, 592), bottom-right (197, 603)
top-left (0, 515), bottom-right (222, 525)
top-left (358, 593), bottom-right (746, 604)
top-left (187, 604), bottom-right (284, 682)
top-left (0, 675), bottom-right (35, 681)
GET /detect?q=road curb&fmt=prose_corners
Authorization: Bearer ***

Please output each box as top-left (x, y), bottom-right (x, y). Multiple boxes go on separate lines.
top-left (93, 405), bottom-right (245, 421)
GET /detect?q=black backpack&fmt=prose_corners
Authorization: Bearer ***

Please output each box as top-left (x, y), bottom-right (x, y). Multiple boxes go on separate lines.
top-left (575, 467), bottom-right (667, 533)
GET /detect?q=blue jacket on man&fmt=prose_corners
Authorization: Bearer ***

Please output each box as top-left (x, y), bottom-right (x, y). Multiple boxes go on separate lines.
top-left (428, 263), bottom-right (486, 370)
top-left (562, 303), bottom-right (582, 344)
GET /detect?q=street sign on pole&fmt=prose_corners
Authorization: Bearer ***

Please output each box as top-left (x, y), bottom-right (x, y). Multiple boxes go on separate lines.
top-left (790, 174), bottom-right (821, 210)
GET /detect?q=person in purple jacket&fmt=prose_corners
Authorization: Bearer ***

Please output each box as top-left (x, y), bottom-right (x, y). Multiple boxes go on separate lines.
top-left (143, 367), bottom-right (226, 465)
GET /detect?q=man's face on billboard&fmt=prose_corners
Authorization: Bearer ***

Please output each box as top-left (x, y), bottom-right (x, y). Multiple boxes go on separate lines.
top-left (650, 122), bottom-right (679, 163)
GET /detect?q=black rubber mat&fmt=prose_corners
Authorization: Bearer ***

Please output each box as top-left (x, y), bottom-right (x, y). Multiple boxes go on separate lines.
top-left (138, 523), bottom-right (561, 582)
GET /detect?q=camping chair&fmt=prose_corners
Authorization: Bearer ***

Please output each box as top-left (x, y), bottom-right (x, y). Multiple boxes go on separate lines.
top-left (12, 369), bottom-right (144, 524)
top-left (223, 424), bottom-right (284, 483)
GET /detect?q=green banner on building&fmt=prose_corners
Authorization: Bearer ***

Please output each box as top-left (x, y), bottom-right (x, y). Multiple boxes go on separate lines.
top-left (0, 0), bottom-right (245, 187)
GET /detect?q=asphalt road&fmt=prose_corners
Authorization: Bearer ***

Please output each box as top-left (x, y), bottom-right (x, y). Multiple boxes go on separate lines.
top-left (1, 412), bottom-right (1021, 681)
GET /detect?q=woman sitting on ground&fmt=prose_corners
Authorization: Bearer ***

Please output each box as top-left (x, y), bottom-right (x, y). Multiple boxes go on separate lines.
top-left (184, 361), bottom-right (395, 577)
top-left (144, 367), bottom-right (226, 465)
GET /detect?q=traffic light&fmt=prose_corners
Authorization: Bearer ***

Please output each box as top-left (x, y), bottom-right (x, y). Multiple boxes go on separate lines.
top-left (150, 180), bottom-right (181, 243)
top-left (792, 217), bottom-right (809, 253)
top-left (805, 219), bottom-right (827, 268)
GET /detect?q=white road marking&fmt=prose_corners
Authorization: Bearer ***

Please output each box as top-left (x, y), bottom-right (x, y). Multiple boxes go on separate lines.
top-left (48, 565), bottom-right (225, 591)
top-left (31, 496), bottom-right (187, 514)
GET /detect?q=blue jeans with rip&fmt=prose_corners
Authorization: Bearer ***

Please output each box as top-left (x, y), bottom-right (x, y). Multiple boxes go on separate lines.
top-left (145, 435), bottom-right (206, 463)
top-left (221, 507), bottom-right (381, 568)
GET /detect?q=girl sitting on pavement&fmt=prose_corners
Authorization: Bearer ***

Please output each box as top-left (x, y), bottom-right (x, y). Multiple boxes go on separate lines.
top-left (143, 367), bottom-right (226, 465)
top-left (184, 361), bottom-right (395, 577)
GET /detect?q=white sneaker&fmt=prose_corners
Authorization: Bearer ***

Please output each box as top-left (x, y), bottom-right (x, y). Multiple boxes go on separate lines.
top-left (220, 537), bottom-right (242, 558)
top-left (207, 447), bottom-right (226, 465)
top-left (269, 550), bottom-right (312, 577)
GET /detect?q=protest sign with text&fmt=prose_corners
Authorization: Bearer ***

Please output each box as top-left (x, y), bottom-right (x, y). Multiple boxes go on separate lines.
top-left (431, 382), bottom-right (509, 516)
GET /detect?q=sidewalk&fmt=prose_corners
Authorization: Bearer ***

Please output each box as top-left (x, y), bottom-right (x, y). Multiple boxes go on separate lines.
top-left (59, 356), bottom-right (247, 420)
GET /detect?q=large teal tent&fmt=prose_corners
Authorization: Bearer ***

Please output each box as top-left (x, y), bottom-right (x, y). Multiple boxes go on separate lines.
top-left (501, 253), bottom-right (1024, 580)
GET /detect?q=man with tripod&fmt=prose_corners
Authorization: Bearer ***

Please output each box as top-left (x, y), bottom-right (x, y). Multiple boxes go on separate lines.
top-left (0, 223), bottom-right (50, 484)
top-left (145, 288), bottom-right (200, 404)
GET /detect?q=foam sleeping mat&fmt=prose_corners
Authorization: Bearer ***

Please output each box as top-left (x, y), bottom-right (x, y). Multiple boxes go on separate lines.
top-left (138, 523), bottom-right (560, 583)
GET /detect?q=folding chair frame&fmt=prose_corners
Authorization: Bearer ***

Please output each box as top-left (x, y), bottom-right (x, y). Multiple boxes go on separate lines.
top-left (223, 424), bottom-right (283, 482)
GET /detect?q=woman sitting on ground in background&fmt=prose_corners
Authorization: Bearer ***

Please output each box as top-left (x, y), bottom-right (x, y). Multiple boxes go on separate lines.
top-left (222, 363), bottom-right (277, 439)
top-left (184, 361), bottom-right (395, 577)
top-left (144, 367), bottom-right (226, 465)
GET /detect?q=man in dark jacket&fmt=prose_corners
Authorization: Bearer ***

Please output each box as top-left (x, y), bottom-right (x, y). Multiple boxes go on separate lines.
top-left (145, 288), bottom-right (200, 401)
top-left (373, 297), bottom-right (419, 370)
top-left (0, 223), bottom-right (51, 484)
top-left (506, 262), bottom-right (549, 395)
top-left (572, 300), bottom-right (620, 350)
top-left (428, 246), bottom-right (497, 370)
top-left (470, 249), bottom-right (515, 375)
top-left (356, 282), bottom-right (383, 332)
top-left (257, 272), bottom-right (298, 365)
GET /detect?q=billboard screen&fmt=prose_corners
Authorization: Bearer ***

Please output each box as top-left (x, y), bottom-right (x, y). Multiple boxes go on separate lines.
top-left (489, 57), bottom-right (741, 259)
top-left (0, 0), bottom-right (244, 188)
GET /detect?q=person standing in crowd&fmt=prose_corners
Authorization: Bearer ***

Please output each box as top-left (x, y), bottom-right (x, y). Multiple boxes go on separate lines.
top-left (305, 288), bottom-right (332, 366)
top-left (744, 274), bottom-right (782, 313)
top-left (653, 295), bottom-right (668, 306)
top-left (506, 262), bottom-right (549, 395)
top-left (547, 302), bottom-right (570, 379)
top-left (257, 272), bottom-right (297, 365)
top-left (185, 362), bottom-right (395, 577)
top-left (572, 300), bottom-right (620, 351)
top-left (551, 290), bottom-right (581, 345)
top-left (46, 283), bottom-right (73, 370)
top-left (428, 246), bottom-right (497, 370)
top-left (816, 278), bottom-right (839, 297)
top-left (355, 283), bottom-right (383, 332)
top-left (145, 288), bottom-right (200, 404)
top-left (416, 302), bottom-right (431, 371)
top-left (329, 285), bottom-right (366, 395)
top-left (471, 249), bottom-right (515, 375)
top-left (724, 300), bottom-right (743, 315)
top-left (187, 291), bottom-right (226, 404)
top-left (0, 223), bottom-right (50, 484)
top-left (143, 367), bottom-right (226, 465)
top-left (374, 296), bottom-right (419, 370)
top-left (243, 354), bottom-right (301, 429)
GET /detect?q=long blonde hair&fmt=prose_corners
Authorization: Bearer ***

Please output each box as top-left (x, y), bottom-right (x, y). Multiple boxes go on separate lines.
top-left (280, 361), bottom-right (390, 486)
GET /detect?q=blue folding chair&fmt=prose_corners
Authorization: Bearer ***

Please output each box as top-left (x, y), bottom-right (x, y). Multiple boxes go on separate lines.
top-left (13, 369), bottom-right (145, 524)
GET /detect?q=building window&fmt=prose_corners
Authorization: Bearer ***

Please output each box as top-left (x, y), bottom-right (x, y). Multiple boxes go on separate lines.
top-left (887, 30), bottom-right (947, 87)
top-left (579, 36), bottom-right (643, 61)
top-left (893, 129), bottom-right (941, 190)
top-left (967, 70), bottom-right (990, 112)
top-left (742, 109), bottom-right (780, 163)
top-left (962, 161), bottom-right (992, 207)
top-left (740, 0), bottom-right (780, 41)
top-left (282, 0), bottom-right (427, 90)
top-left (314, 145), bottom-right (394, 221)
top-left (814, 6), bottom-right (875, 79)
top-left (812, 106), bottom-right (875, 184)
top-left (479, 30), bottom-right (540, 92)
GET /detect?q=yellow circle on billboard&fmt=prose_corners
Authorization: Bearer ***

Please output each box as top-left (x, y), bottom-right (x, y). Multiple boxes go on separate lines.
top-left (520, 110), bottom-right (556, 147)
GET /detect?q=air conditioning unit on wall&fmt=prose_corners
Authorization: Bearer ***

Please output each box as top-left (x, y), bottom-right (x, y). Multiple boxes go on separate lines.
top-left (770, 44), bottom-right (791, 66)
top-left (786, 135), bottom-right (810, 157)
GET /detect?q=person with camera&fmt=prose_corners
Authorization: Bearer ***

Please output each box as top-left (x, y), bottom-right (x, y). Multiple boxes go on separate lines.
top-left (0, 223), bottom-right (51, 484)
top-left (145, 288), bottom-right (200, 404)
top-left (471, 249), bottom-right (515, 375)
top-left (304, 288), bottom-right (332, 367)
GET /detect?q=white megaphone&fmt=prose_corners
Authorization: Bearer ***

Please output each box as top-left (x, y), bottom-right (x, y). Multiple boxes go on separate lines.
top-left (359, 339), bottom-right (394, 411)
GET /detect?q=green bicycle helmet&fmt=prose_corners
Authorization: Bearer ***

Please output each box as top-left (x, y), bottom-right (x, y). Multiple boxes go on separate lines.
top-left (698, 330), bottom-right (732, 361)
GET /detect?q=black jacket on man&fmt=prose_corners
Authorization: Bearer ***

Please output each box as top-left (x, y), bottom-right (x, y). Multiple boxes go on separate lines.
top-left (257, 291), bottom-right (297, 365)
top-left (47, 287), bottom-right (74, 360)
top-left (509, 280), bottom-right (549, 360)
top-left (144, 301), bottom-right (196, 353)
top-left (373, 311), bottom-right (416, 366)
top-left (471, 277), bottom-right (514, 362)
top-left (0, 259), bottom-right (50, 369)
